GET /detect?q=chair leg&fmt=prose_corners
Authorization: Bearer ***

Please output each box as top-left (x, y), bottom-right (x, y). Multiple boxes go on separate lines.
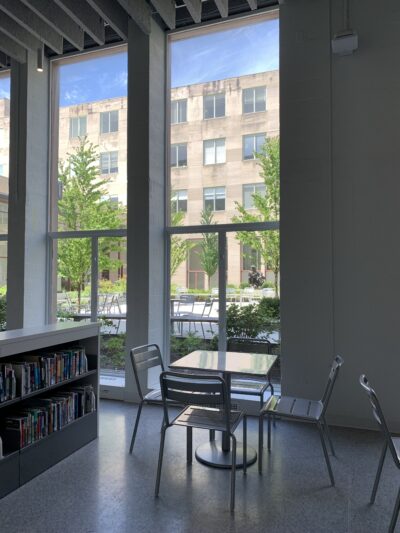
top-left (258, 414), bottom-right (264, 474)
top-left (370, 442), bottom-right (387, 504)
top-left (317, 423), bottom-right (335, 486)
top-left (267, 414), bottom-right (272, 451)
top-left (155, 425), bottom-right (167, 497)
top-left (187, 427), bottom-right (193, 464)
top-left (388, 486), bottom-right (400, 533)
top-left (243, 416), bottom-right (247, 475)
top-left (322, 416), bottom-right (335, 456)
top-left (129, 401), bottom-right (143, 454)
top-left (230, 435), bottom-right (237, 512)
top-left (209, 429), bottom-right (215, 441)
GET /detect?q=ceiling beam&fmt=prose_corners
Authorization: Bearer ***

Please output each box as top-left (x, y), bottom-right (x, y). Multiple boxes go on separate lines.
top-left (0, 11), bottom-right (41, 52)
top-left (0, 0), bottom-right (63, 54)
top-left (86, 0), bottom-right (129, 41)
top-left (21, 0), bottom-right (84, 51)
top-left (0, 30), bottom-right (27, 63)
top-left (151, 0), bottom-right (176, 30)
top-left (117, 0), bottom-right (151, 35)
top-left (0, 51), bottom-right (8, 68)
top-left (246, 0), bottom-right (257, 9)
top-left (54, 0), bottom-right (105, 45)
top-left (184, 0), bottom-right (202, 24)
top-left (214, 0), bottom-right (228, 18)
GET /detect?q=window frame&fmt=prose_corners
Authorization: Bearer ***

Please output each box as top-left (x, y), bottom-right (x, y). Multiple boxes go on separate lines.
top-left (242, 86), bottom-right (267, 114)
top-left (69, 116), bottom-right (87, 139)
top-left (170, 142), bottom-right (188, 168)
top-left (171, 189), bottom-right (188, 213)
top-left (100, 109), bottom-right (119, 134)
top-left (242, 183), bottom-right (266, 209)
top-left (100, 150), bottom-right (119, 174)
top-left (203, 138), bottom-right (226, 165)
top-left (171, 99), bottom-right (187, 124)
top-left (203, 186), bottom-right (226, 212)
top-left (242, 132), bottom-right (266, 160)
top-left (203, 92), bottom-right (225, 120)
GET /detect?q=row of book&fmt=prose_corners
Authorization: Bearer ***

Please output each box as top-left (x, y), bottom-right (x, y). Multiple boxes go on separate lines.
top-left (0, 347), bottom-right (89, 403)
top-left (2, 384), bottom-right (96, 452)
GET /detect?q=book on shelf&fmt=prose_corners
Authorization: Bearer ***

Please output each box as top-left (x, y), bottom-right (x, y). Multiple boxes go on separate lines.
top-left (0, 347), bottom-right (89, 402)
top-left (1, 384), bottom-right (96, 453)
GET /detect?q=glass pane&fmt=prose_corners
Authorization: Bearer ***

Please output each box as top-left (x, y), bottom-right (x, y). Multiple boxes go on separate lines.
top-left (169, 12), bottom-right (279, 227)
top-left (204, 140), bottom-right (214, 165)
top-left (178, 100), bottom-right (187, 122)
top-left (171, 145), bottom-right (177, 167)
top-left (55, 47), bottom-right (127, 231)
top-left (171, 101), bottom-right (178, 124)
top-left (204, 95), bottom-right (214, 119)
top-left (170, 233), bottom-right (219, 363)
top-left (243, 185), bottom-right (254, 208)
top-left (255, 86), bottom-right (266, 112)
top-left (178, 144), bottom-right (187, 166)
top-left (215, 93), bottom-right (225, 117)
top-left (215, 139), bottom-right (225, 163)
top-left (0, 72), bottom-right (10, 235)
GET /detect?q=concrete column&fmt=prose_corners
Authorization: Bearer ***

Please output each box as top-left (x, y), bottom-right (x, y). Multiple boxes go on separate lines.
top-left (7, 50), bottom-right (49, 329)
top-left (125, 19), bottom-right (166, 402)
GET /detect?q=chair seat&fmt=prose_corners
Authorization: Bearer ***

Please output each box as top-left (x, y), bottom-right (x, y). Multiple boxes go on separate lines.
top-left (262, 395), bottom-right (323, 421)
top-left (231, 378), bottom-right (268, 395)
top-left (173, 405), bottom-right (243, 433)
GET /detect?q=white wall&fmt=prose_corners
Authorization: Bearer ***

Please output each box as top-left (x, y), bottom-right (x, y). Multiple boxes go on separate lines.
top-left (281, 0), bottom-right (400, 430)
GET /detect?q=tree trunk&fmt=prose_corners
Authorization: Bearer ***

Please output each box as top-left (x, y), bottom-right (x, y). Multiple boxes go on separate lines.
top-left (274, 268), bottom-right (279, 297)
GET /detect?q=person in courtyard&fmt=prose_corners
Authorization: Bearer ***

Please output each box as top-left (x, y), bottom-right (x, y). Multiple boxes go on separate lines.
top-left (248, 265), bottom-right (265, 289)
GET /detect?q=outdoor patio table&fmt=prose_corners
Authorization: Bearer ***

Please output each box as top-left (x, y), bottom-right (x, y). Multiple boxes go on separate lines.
top-left (170, 350), bottom-right (277, 469)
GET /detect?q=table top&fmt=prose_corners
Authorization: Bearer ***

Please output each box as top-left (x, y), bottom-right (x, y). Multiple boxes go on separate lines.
top-left (170, 350), bottom-right (277, 377)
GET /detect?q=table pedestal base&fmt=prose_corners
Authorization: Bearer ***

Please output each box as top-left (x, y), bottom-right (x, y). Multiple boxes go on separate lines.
top-left (195, 441), bottom-right (257, 469)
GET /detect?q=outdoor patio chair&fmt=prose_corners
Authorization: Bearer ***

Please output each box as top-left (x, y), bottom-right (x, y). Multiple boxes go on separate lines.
top-left (359, 375), bottom-right (400, 533)
top-left (155, 371), bottom-right (247, 512)
top-left (129, 344), bottom-right (166, 453)
top-left (259, 355), bottom-right (344, 485)
top-left (228, 336), bottom-right (275, 411)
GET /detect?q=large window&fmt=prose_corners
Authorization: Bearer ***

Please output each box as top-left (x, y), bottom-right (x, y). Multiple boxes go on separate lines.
top-left (203, 139), bottom-right (225, 165)
top-left (100, 151), bottom-right (118, 174)
top-left (171, 99), bottom-right (187, 124)
top-left (171, 143), bottom-right (187, 167)
top-left (242, 86), bottom-right (267, 113)
top-left (204, 93), bottom-right (225, 119)
top-left (243, 133), bottom-right (265, 160)
top-left (100, 110), bottom-right (119, 134)
top-left (69, 116), bottom-right (87, 138)
top-left (51, 47), bottom-right (127, 393)
top-left (0, 71), bottom-right (10, 318)
top-left (204, 187), bottom-right (225, 211)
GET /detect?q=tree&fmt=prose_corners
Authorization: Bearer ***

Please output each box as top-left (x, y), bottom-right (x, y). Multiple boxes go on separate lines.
top-left (200, 208), bottom-right (218, 290)
top-left (170, 210), bottom-right (194, 277)
top-left (58, 138), bottom-right (126, 308)
top-left (233, 136), bottom-right (280, 295)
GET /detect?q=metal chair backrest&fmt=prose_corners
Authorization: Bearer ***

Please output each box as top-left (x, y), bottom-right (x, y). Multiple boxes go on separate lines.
top-left (360, 375), bottom-right (399, 466)
top-left (227, 337), bottom-right (272, 355)
top-left (130, 344), bottom-right (165, 401)
top-left (160, 371), bottom-right (231, 431)
top-left (320, 355), bottom-right (344, 415)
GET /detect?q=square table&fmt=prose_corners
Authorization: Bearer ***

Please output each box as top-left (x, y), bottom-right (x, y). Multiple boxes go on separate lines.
top-left (170, 350), bottom-right (277, 469)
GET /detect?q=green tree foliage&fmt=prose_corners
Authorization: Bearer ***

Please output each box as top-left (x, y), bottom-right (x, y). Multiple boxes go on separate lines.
top-left (200, 208), bottom-right (218, 289)
top-left (58, 138), bottom-right (126, 307)
top-left (170, 210), bottom-right (194, 277)
top-left (233, 136), bottom-right (280, 295)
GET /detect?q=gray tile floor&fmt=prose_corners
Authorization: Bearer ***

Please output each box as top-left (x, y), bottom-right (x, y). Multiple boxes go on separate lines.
top-left (0, 399), bottom-right (398, 533)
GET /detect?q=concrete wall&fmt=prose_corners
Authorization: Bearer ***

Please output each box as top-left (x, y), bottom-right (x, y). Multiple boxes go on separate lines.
top-left (281, 0), bottom-right (400, 430)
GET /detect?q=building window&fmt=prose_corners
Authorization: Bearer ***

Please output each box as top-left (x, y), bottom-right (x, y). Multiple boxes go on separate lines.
top-left (171, 143), bottom-right (187, 167)
top-left (0, 164), bottom-right (3, 176)
top-left (203, 138), bottom-right (225, 165)
top-left (204, 187), bottom-right (225, 211)
top-left (171, 190), bottom-right (188, 213)
top-left (204, 93), bottom-right (225, 119)
top-left (243, 133), bottom-right (265, 160)
top-left (242, 244), bottom-right (262, 271)
top-left (243, 183), bottom-right (266, 209)
top-left (69, 116), bottom-right (87, 138)
top-left (242, 86), bottom-right (266, 114)
top-left (171, 99), bottom-right (187, 124)
top-left (100, 151), bottom-right (118, 174)
top-left (100, 110), bottom-right (119, 133)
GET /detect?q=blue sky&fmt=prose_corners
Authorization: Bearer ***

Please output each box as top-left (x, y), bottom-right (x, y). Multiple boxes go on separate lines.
top-left (171, 18), bottom-right (279, 88)
top-left (57, 17), bottom-right (278, 105)
top-left (0, 75), bottom-right (10, 99)
top-left (59, 52), bottom-right (127, 107)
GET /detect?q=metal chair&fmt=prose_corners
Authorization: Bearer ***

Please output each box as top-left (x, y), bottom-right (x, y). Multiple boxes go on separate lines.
top-left (228, 336), bottom-right (275, 410)
top-left (360, 375), bottom-right (400, 533)
top-left (155, 371), bottom-right (247, 512)
top-left (259, 355), bottom-right (344, 485)
top-left (129, 344), bottom-right (165, 453)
